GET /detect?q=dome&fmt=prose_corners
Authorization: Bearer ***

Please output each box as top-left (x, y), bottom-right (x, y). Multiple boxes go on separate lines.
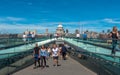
top-left (58, 24), bottom-right (63, 28)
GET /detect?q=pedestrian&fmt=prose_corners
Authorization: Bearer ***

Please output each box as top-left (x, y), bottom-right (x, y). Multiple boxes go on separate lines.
top-left (110, 26), bottom-right (119, 55)
top-left (76, 33), bottom-right (80, 42)
top-left (83, 32), bottom-right (87, 40)
top-left (31, 32), bottom-right (35, 42)
top-left (33, 43), bottom-right (40, 69)
top-left (52, 44), bottom-right (60, 66)
top-left (61, 44), bottom-right (67, 60)
top-left (40, 45), bottom-right (48, 68)
top-left (23, 32), bottom-right (27, 43)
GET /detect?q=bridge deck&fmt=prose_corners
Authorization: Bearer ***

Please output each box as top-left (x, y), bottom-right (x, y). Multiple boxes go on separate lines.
top-left (13, 57), bottom-right (97, 75)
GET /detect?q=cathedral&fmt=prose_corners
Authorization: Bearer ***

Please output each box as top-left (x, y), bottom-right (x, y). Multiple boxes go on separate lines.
top-left (56, 24), bottom-right (65, 36)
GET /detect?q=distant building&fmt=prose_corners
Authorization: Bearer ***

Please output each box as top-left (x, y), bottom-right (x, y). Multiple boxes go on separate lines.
top-left (56, 24), bottom-right (65, 36)
top-left (45, 29), bottom-right (50, 36)
top-left (24, 29), bottom-right (37, 35)
top-left (32, 30), bottom-right (37, 34)
top-left (46, 29), bottom-right (48, 34)
top-left (86, 31), bottom-right (98, 39)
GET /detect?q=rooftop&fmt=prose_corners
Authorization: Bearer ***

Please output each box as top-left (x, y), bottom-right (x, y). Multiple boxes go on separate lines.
top-left (58, 24), bottom-right (63, 28)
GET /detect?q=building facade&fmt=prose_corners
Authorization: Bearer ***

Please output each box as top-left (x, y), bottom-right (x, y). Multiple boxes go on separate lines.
top-left (56, 24), bottom-right (65, 36)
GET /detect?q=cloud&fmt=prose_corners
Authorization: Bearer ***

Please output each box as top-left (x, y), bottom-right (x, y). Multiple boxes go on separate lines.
top-left (0, 23), bottom-right (57, 33)
top-left (37, 20), bottom-right (99, 26)
top-left (6, 17), bottom-right (26, 21)
top-left (103, 18), bottom-right (120, 24)
top-left (0, 18), bottom-right (120, 33)
top-left (0, 17), bottom-right (26, 22)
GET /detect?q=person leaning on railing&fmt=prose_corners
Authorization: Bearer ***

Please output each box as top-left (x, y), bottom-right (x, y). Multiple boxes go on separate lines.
top-left (109, 26), bottom-right (119, 55)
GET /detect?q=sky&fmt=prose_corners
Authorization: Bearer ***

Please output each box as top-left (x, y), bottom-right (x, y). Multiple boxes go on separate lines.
top-left (0, 0), bottom-right (120, 34)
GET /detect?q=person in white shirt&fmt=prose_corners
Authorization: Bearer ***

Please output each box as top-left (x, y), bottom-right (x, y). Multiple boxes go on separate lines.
top-left (23, 32), bottom-right (26, 42)
top-left (76, 33), bottom-right (80, 42)
top-left (31, 32), bottom-right (35, 41)
top-left (76, 33), bottom-right (80, 38)
top-left (52, 44), bottom-right (60, 66)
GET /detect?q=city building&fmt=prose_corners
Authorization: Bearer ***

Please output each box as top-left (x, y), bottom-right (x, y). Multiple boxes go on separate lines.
top-left (24, 29), bottom-right (37, 35)
top-left (56, 24), bottom-right (65, 36)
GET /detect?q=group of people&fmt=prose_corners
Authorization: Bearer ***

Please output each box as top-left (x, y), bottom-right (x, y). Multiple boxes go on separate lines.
top-left (76, 32), bottom-right (87, 41)
top-left (33, 43), bottom-right (67, 69)
top-left (23, 31), bottom-right (35, 43)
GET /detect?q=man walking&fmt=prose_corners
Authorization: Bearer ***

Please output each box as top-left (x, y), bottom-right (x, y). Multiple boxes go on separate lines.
top-left (61, 44), bottom-right (67, 60)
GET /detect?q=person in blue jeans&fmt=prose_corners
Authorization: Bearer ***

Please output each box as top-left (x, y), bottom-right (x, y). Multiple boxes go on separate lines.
top-left (61, 44), bottom-right (67, 60)
top-left (40, 45), bottom-right (48, 68)
top-left (33, 43), bottom-right (40, 69)
top-left (110, 26), bottom-right (119, 55)
top-left (27, 31), bottom-right (32, 43)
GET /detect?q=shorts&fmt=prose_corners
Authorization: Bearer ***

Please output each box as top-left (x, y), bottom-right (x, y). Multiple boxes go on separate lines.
top-left (53, 56), bottom-right (59, 60)
top-left (34, 54), bottom-right (39, 60)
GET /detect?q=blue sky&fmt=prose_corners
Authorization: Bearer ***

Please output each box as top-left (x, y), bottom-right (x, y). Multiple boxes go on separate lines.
top-left (0, 0), bottom-right (120, 33)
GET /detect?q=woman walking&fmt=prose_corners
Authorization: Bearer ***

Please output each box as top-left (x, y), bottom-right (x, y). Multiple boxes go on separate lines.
top-left (40, 45), bottom-right (48, 68)
top-left (52, 44), bottom-right (60, 66)
top-left (110, 26), bottom-right (119, 55)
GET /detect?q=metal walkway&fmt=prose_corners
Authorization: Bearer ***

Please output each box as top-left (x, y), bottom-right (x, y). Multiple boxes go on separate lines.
top-left (13, 57), bottom-right (97, 75)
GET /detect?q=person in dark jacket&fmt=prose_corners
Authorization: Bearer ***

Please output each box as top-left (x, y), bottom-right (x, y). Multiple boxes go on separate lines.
top-left (61, 44), bottom-right (67, 60)
top-left (33, 43), bottom-right (40, 69)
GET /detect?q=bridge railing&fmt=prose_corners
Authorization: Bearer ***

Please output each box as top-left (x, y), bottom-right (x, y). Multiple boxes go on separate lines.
top-left (64, 38), bottom-right (120, 75)
top-left (0, 50), bottom-right (33, 75)
top-left (0, 37), bottom-right (53, 75)
top-left (0, 36), bottom-right (49, 50)
top-left (65, 37), bottom-right (120, 51)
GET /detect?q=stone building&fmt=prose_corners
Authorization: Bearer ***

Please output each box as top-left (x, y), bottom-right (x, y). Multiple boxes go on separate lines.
top-left (56, 24), bottom-right (65, 36)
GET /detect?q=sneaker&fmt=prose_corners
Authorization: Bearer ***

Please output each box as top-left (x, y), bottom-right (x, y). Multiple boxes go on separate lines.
top-left (57, 64), bottom-right (61, 66)
top-left (45, 65), bottom-right (49, 67)
top-left (41, 66), bottom-right (44, 69)
top-left (53, 64), bottom-right (56, 67)
top-left (33, 66), bottom-right (37, 69)
top-left (38, 65), bottom-right (41, 67)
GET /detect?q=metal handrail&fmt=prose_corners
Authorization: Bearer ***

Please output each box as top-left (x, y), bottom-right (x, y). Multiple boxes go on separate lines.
top-left (67, 41), bottom-right (120, 58)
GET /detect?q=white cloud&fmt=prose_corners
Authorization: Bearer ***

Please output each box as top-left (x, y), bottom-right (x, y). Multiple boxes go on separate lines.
top-left (37, 20), bottom-right (99, 26)
top-left (0, 18), bottom-right (120, 33)
top-left (0, 17), bottom-right (26, 22)
top-left (6, 17), bottom-right (25, 21)
top-left (0, 23), bottom-right (52, 29)
top-left (0, 23), bottom-right (57, 33)
top-left (103, 18), bottom-right (120, 24)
